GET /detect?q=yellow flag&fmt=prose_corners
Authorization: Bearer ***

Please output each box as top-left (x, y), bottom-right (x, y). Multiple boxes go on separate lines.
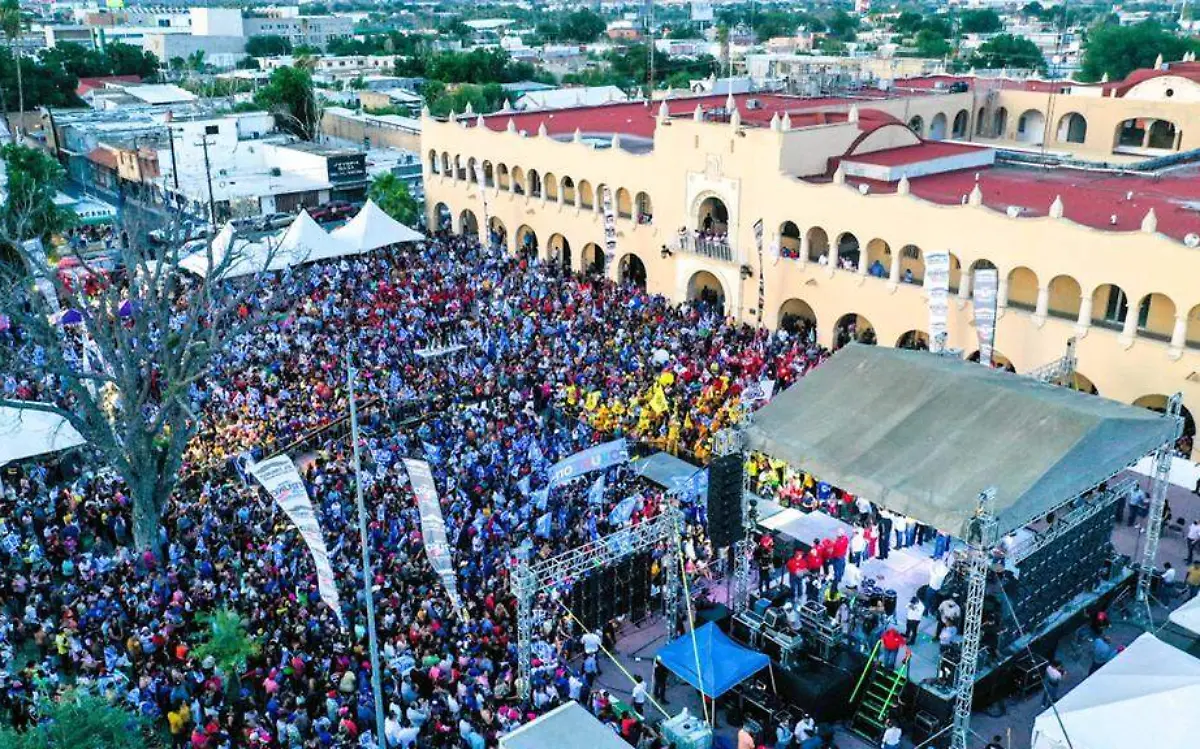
top-left (649, 386), bottom-right (669, 415)
top-left (585, 391), bottom-right (601, 411)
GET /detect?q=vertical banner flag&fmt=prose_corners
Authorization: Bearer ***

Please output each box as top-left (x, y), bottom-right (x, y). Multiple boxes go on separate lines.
top-left (472, 160), bottom-right (491, 250)
top-left (403, 459), bottom-right (464, 612)
top-left (588, 473), bottom-right (606, 505)
top-left (601, 186), bottom-right (617, 266)
top-left (249, 456), bottom-right (343, 624)
top-left (972, 268), bottom-right (999, 368)
top-left (925, 251), bottom-right (951, 353)
top-left (753, 219), bottom-right (765, 326)
top-left (548, 438), bottom-right (629, 487)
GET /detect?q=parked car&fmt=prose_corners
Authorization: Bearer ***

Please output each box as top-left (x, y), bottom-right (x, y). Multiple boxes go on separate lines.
top-left (148, 222), bottom-right (213, 246)
top-left (257, 212), bottom-right (294, 231)
top-left (310, 200), bottom-right (356, 223)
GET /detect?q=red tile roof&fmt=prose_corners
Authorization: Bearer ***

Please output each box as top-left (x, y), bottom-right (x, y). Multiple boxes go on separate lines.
top-left (76, 75), bottom-right (142, 97)
top-left (86, 147), bottom-right (119, 170)
top-left (1104, 61), bottom-right (1200, 97)
top-left (845, 164), bottom-right (1200, 241)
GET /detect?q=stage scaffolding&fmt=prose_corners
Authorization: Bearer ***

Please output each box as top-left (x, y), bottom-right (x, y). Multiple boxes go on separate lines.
top-left (950, 488), bottom-right (997, 749)
top-left (511, 502), bottom-right (685, 698)
top-left (1136, 392), bottom-right (1184, 614)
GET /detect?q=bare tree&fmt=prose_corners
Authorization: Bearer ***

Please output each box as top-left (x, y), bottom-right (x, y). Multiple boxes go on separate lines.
top-left (0, 201), bottom-right (285, 552)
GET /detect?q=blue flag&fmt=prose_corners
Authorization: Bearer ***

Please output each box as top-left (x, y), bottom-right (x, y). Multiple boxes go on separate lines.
top-left (608, 495), bottom-right (640, 525)
top-left (422, 442), bottom-right (443, 465)
top-left (587, 474), bottom-right (606, 506)
top-left (533, 487), bottom-right (550, 511)
top-left (517, 475), bottom-right (531, 496)
top-left (536, 513), bottom-right (552, 538)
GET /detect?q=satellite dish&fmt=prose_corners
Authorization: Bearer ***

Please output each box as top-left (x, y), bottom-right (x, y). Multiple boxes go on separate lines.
top-left (1185, 233), bottom-right (1200, 248)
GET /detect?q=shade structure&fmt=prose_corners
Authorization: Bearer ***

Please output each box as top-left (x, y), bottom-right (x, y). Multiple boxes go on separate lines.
top-left (499, 701), bottom-right (632, 749)
top-left (655, 622), bottom-right (769, 699)
top-left (272, 209), bottom-right (356, 265)
top-left (1031, 633), bottom-right (1200, 749)
top-left (0, 403), bottom-right (86, 465)
top-left (179, 224), bottom-right (270, 279)
top-left (330, 199), bottom-right (423, 252)
top-left (744, 344), bottom-right (1178, 538)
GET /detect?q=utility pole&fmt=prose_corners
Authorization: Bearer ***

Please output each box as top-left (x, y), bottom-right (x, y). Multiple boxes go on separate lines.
top-left (197, 124), bottom-right (219, 227)
top-left (347, 357), bottom-right (387, 749)
top-left (167, 125), bottom-right (180, 194)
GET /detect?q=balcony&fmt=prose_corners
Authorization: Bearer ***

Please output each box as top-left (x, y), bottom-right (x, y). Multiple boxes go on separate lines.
top-left (672, 232), bottom-right (734, 262)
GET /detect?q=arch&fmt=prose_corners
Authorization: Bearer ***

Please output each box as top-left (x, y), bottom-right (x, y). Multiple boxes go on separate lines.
top-left (635, 191), bottom-right (653, 224)
top-left (582, 243), bottom-right (605, 276)
top-left (482, 161), bottom-right (494, 187)
top-left (835, 232), bottom-right (860, 270)
top-left (1135, 292), bottom-right (1176, 340)
top-left (578, 180), bottom-right (594, 209)
top-left (1148, 119), bottom-right (1179, 150)
top-left (1067, 372), bottom-right (1098, 396)
top-left (454, 155), bottom-right (465, 180)
top-left (428, 149), bottom-right (439, 174)
top-left (561, 176), bottom-right (576, 205)
top-left (975, 107), bottom-right (986, 136)
top-left (440, 152), bottom-right (451, 175)
top-left (907, 115), bottom-right (924, 136)
top-left (515, 225), bottom-right (538, 259)
top-left (433, 202), bottom-right (451, 231)
top-left (967, 349), bottom-right (1014, 371)
top-left (488, 216), bottom-right (507, 252)
top-left (1006, 266), bottom-right (1039, 311)
top-left (929, 113), bottom-right (948, 141)
top-left (864, 238), bottom-right (891, 278)
top-left (899, 244), bottom-right (924, 284)
top-left (511, 166), bottom-right (526, 195)
top-left (687, 270), bottom-right (726, 314)
top-left (466, 157), bottom-right (478, 183)
top-left (497, 163), bottom-right (510, 190)
top-left (778, 298), bottom-right (817, 336)
top-left (833, 313), bottom-right (876, 349)
top-left (547, 233), bottom-right (571, 269)
top-left (1016, 109), bottom-right (1045, 144)
top-left (1046, 274), bottom-right (1082, 320)
top-left (896, 330), bottom-right (929, 350)
top-left (992, 107), bottom-right (1008, 138)
top-left (1091, 283), bottom-right (1129, 329)
top-left (952, 109), bottom-right (969, 138)
top-left (616, 188), bottom-right (633, 219)
top-left (1133, 394), bottom-right (1196, 445)
top-left (544, 172), bottom-right (558, 201)
top-left (780, 221), bottom-right (801, 259)
top-left (806, 227), bottom-right (829, 263)
top-left (1187, 303), bottom-right (1200, 349)
top-left (697, 196), bottom-right (729, 234)
top-left (1056, 112), bottom-right (1088, 144)
top-left (619, 253), bottom-right (647, 288)
top-left (596, 183), bottom-right (609, 214)
top-left (948, 253), bottom-right (962, 293)
top-left (528, 168), bottom-right (542, 198)
top-left (458, 208), bottom-right (478, 236)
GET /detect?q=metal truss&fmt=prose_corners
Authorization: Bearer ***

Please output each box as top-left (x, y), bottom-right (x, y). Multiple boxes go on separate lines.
top-left (951, 488), bottom-right (997, 749)
top-left (1007, 478), bottom-right (1132, 564)
top-left (1137, 392), bottom-right (1184, 611)
top-left (1026, 337), bottom-right (1077, 386)
top-left (512, 504), bottom-right (684, 697)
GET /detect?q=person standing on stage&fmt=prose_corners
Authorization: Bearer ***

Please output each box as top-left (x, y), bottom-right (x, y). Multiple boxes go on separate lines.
top-left (892, 514), bottom-right (908, 551)
top-left (756, 536), bottom-right (775, 594)
top-left (850, 528), bottom-right (867, 566)
top-left (652, 657), bottom-right (670, 704)
top-left (1188, 519), bottom-right (1200, 565)
top-left (905, 596), bottom-right (925, 644)
top-left (1043, 660), bottom-right (1065, 706)
top-left (787, 548), bottom-right (807, 602)
top-left (881, 718), bottom-right (903, 749)
top-left (832, 530), bottom-right (849, 585)
top-left (877, 513), bottom-right (892, 560)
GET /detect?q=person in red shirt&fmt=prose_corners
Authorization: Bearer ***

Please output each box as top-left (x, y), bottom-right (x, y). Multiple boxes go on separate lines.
top-left (818, 537), bottom-right (836, 574)
top-left (881, 626), bottom-right (907, 671)
top-left (805, 541), bottom-right (823, 576)
top-left (831, 529), bottom-right (850, 585)
top-left (786, 549), bottom-right (806, 601)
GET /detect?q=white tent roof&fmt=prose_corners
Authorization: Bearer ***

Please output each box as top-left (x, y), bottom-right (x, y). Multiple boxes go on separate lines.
top-left (179, 223), bottom-right (271, 279)
top-left (1168, 592), bottom-right (1200, 636)
top-left (1031, 633), bottom-right (1200, 749)
top-left (273, 209), bottom-right (356, 265)
top-left (0, 403), bottom-right (86, 465)
top-left (330, 199), bottom-right (423, 253)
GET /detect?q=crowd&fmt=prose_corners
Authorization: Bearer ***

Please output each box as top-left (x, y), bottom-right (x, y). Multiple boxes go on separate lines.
top-left (0, 231), bottom-right (831, 747)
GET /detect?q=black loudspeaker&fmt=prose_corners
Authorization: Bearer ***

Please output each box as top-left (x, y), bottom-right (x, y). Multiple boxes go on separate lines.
top-left (708, 453), bottom-right (744, 548)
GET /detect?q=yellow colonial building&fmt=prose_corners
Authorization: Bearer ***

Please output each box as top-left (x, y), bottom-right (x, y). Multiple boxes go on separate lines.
top-left (421, 61), bottom-right (1200, 447)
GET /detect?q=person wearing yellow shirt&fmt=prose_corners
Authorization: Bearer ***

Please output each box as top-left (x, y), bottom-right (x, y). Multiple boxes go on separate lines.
top-left (168, 703), bottom-right (192, 746)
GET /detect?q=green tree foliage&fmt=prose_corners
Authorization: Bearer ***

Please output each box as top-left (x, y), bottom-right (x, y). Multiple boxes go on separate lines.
top-left (0, 690), bottom-right (148, 749)
top-left (193, 609), bottom-right (261, 676)
top-left (892, 10), bottom-right (925, 35)
top-left (254, 66), bottom-right (320, 139)
top-left (0, 143), bottom-right (75, 242)
top-left (396, 48), bottom-right (547, 86)
top-left (751, 10), bottom-right (797, 42)
top-left (0, 52), bottom-right (78, 110)
top-left (1078, 21), bottom-right (1199, 82)
top-left (970, 33), bottom-right (1047, 71)
top-left (245, 34), bottom-right (293, 56)
top-left (40, 41), bottom-right (159, 79)
top-left (826, 10), bottom-right (860, 41)
top-left (368, 172), bottom-right (418, 226)
top-left (958, 9), bottom-right (1003, 34)
top-left (421, 81), bottom-right (506, 116)
top-left (556, 9), bottom-right (607, 43)
top-left (327, 30), bottom-right (424, 57)
top-left (913, 29), bottom-right (953, 58)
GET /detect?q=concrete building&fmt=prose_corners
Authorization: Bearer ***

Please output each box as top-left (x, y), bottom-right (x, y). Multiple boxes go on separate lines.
top-left (243, 14), bottom-right (353, 49)
top-left (421, 70), bottom-right (1200, 449)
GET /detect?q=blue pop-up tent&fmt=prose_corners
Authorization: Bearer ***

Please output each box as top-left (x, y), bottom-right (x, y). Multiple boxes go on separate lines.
top-left (656, 622), bottom-right (770, 699)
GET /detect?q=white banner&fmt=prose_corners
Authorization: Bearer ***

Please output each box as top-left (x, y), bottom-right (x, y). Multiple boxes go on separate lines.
top-left (472, 160), bottom-right (491, 251)
top-left (403, 458), bottom-right (463, 612)
top-left (547, 438), bottom-right (629, 487)
top-left (972, 268), bottom-right (999, 368)
top-left (925, 251), bottom-right (951, 352)
top-left (601, 186), bottom-right (617, 265)
top-left (249, 455), bottom-right (343, 624)
top-left (753, 219), bottom-right (765, 326)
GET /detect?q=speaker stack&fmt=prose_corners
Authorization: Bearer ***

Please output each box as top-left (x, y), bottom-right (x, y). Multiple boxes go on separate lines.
top-left (707, 453), bottom-right (745, 548)
top-left (566, 552), bottom-right (654, 630)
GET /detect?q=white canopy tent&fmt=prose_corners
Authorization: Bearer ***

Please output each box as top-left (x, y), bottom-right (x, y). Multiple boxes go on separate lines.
top-left (330, 199), bottom-right (423, 253)
top-left (180, 211), bottom-right (359, 279)
top-left (179, 223), bottom-right (272, 279)
top-left (0, 403), bottom-right (86, 465)
top-left (1031, 633), bottom-right (1200, 749)
top-left (1167, 593), bottom-right (1200, 636)
top-left (498, 702), bottom-right (631, 749)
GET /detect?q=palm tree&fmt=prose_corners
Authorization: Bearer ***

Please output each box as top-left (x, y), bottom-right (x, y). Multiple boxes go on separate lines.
top-left (0, 0), bottom-right (25, 142)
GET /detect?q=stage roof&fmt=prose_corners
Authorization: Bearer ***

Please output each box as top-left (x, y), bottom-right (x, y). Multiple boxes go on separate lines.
top-left (635, 451), bottom-right (703, 490)
top-left (498, 701), bottom-right (632, 749)
top-left (744, 345), bottom-right (1177, 538)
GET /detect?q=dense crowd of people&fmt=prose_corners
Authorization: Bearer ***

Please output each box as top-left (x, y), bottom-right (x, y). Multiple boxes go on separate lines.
top-left (0, 231), bottom-right (831, 747)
